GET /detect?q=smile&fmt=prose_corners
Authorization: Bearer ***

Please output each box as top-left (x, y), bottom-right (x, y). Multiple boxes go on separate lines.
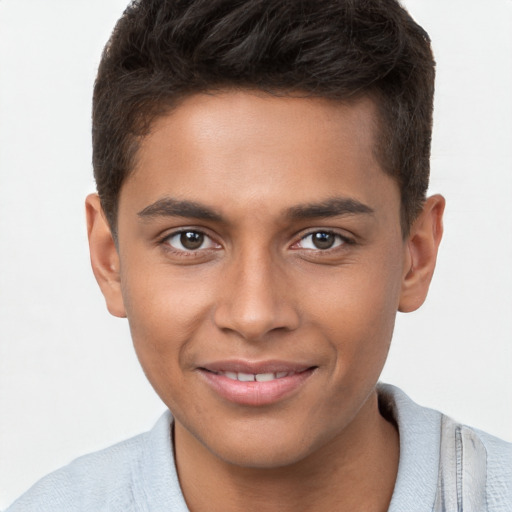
top-left (211, 370), bottom-right (295, 382)
top-left (198, 362), bottom-right (316, 406)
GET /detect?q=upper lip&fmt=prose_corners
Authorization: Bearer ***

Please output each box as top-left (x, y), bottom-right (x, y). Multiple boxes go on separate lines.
top-left (199, 360), bottom-right (316, 374)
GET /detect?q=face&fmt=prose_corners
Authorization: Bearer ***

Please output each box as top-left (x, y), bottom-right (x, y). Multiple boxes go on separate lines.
top-left (90, 91), bottom-right (434, 468)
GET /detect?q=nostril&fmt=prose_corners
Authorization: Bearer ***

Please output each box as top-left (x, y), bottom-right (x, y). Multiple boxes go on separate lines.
top-left (212, 269), bottom-right (301, 339)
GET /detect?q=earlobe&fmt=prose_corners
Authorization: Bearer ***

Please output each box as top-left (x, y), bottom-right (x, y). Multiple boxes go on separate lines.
top-left (398, 194), bottom-right (445, 313)
top-left (85, 193), bottom-right (127, 318)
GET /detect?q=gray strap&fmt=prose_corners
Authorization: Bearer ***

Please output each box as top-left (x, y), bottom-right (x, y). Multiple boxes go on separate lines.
top-left (433, 415), bottom-right (488, 512)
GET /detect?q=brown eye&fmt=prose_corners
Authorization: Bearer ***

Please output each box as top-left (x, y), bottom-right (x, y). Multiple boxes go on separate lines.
top-left (311, 232), bottom-right (336, 249)
top-left (165, 230), bottom-right (217, 252)
top-left (180, 231), bottom-right (204, 250)
top-left (297, 231), bottom-right (346, 250)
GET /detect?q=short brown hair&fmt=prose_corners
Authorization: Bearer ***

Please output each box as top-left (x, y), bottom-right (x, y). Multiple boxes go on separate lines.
top-left (93, 0), bottom-right (435, 237)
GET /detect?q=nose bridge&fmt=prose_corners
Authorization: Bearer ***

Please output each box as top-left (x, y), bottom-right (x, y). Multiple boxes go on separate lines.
top-left (214, 243), bottom-right (298, 340)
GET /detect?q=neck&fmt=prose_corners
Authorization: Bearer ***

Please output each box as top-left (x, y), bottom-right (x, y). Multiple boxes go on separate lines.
top-left (174, 390), bottom-right (399, 512)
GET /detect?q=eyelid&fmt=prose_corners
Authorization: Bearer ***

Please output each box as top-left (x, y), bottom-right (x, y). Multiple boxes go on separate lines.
top-left (157, 226), bottom-right (354, 255)
top-left (292, 229), bottom-right (354, 250)
top-left (160, 227), bottom-right (221, 252)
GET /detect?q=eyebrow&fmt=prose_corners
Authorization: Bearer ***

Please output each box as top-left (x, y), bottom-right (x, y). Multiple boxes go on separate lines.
top-left (137, 197), bottom-right (223, 221)
top-left (137, 196), bottom-right (374, 223)
top-left (286, 197), bottom-right (374, 220)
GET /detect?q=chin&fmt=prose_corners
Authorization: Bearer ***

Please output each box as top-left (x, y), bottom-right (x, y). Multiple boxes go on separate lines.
top-left (189, 414), bottom-right (338, 470)
top-left (213, 438), bottom-right (316, 469)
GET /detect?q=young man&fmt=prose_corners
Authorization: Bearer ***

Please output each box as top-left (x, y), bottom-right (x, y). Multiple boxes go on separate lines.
top-left (7, 0), bottom-right (511, 511)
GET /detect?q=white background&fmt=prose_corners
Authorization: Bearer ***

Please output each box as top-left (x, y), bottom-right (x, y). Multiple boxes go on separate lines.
top-left (1, 0), bottom-right (511, 508)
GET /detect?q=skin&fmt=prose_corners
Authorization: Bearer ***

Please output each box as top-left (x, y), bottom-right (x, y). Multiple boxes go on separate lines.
top-left (86, 91), bottom-right (444, 512)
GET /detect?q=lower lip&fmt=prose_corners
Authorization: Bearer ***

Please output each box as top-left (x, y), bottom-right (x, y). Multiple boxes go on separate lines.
top-left (199, 369), bottom-right (315, 406)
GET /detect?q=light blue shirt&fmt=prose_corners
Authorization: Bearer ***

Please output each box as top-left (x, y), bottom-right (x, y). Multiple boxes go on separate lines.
top-left (6, 384), bottom-right (512, 511)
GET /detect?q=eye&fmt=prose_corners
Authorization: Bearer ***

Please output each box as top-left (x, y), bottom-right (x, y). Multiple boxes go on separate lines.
top-left (297, 231), bottom-right (347, 250)
top-left (164, 230), bottom-right (218, 252)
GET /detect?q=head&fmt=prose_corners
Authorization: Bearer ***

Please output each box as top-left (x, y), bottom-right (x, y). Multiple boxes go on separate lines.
top-left (93, 0), bottom-right (436, 238)
top-left (87, 0), bottom-right (444, 471)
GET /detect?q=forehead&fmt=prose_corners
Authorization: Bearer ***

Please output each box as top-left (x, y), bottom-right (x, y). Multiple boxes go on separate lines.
top-left (120, 90), bottom-right (399, 224)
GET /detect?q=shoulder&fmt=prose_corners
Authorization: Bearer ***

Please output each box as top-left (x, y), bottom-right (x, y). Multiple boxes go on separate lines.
top-left (6, 431), bottom-right (150, 512)
top-left (5, 411), bottom-right (187, 512)
top-left (471, 426), bottom-right (512, 511)
top-left (379, 383), bottom-right (512, 512)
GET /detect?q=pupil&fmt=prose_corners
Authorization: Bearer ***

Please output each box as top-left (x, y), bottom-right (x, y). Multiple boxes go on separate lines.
top-left (313, 232), bottom-right (335, 249)
top-left (181, 231), bottom-right (204, 250)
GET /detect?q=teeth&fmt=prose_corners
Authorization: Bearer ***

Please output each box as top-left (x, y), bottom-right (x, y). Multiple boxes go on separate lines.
top-left (218, 371), bottom-right (293, 382)
top-left (237, 372), bottom-right (255, 382)
top-left (255, 373), bottom-right (275, 382)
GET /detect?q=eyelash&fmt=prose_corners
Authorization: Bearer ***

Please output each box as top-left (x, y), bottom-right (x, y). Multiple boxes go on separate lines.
top-left (293, 230), bottom-right (354, 251)
top-left (159, 228), bottom-right (354, 256)
top-left (159, 229), bottom-right (220, 256)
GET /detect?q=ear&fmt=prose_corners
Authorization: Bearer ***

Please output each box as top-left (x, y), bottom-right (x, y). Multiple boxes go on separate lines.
top-left (399, 194), bottom-right (445, 313)
top-left (85, 193), bottom-right (126, 318)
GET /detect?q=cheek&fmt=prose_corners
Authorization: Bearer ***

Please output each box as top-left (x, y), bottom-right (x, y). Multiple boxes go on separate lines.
top-left (121, 278), bottom-right (215, 412)
top-left (119, 261), bottom-right (214, 377)
top-left (300, 255), bottom-right (403, 369)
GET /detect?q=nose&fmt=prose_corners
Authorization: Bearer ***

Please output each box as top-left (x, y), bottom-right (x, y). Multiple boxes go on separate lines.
top-left (213, 249), bottom-right (300, 341)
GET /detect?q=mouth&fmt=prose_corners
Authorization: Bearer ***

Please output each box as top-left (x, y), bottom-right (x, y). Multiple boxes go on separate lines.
top-left (207, 370), bottom-right (299, 382)
top-left (197, 361), bottom-right (317, 406)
